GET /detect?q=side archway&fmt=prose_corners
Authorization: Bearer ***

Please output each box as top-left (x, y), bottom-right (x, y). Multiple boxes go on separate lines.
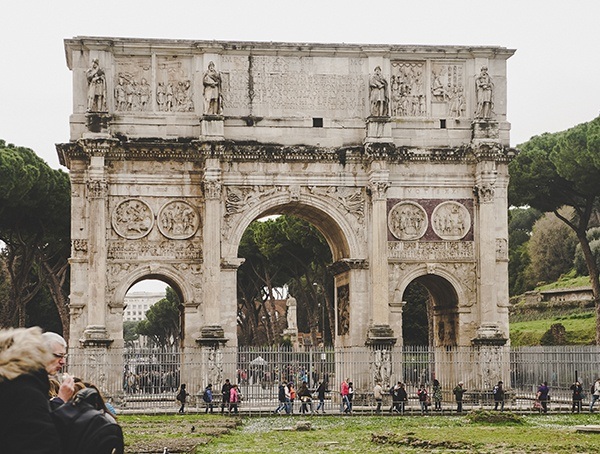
top-left (110, 264), bottom-right (199, 346)
top-left (393, 266), bottom-right (469, 347)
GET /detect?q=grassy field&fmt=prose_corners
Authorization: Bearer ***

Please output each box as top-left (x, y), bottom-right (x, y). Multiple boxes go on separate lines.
top-left (120, 413), bottom-right (600, 453)
top-left (510, 311), bottom-right (596, 346)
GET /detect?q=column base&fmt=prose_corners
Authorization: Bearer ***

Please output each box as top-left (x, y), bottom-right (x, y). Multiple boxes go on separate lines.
top-left (472, 323), bottom-right (508, 346)
top-left (365, 324), bottom-right (397, 346)
top-left (196, 325), bottom-right (228, 346)
top-left (80, 325), bottom-right (113, 347)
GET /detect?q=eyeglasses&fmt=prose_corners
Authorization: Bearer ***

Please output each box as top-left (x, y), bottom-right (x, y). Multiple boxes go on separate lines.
top-left (53, 353), bottom-right (68, 359)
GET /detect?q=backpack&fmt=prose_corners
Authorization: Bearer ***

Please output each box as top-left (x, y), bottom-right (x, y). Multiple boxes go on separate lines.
top-left (52, 388), bottom-right (124, 454)
top-left (592, 384), bottom-right (596, 395)
top-left (202, 389), bottom-right (211, 403)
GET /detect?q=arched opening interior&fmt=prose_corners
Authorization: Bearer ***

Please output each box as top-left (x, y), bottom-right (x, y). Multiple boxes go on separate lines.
top-left (402, 275), bottom-right (459, 347)
top-left (236, 205), bottom-right (346, 347)
top-left (123, 278), bottom-right (183, 349)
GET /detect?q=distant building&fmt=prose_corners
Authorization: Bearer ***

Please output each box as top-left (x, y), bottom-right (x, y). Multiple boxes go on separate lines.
top-left (123, 292), bottom-right (165, 322)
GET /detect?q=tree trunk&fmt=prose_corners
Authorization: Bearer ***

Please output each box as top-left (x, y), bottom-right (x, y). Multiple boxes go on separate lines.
top-left (41, 260), bottom-right (70, 342)
top-left (575, 230), bottom-right (600, 344)
top-left (556, 205), bottom-right (600, 345)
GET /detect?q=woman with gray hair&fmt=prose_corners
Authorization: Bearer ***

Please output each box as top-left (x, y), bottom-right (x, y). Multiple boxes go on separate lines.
top-left (0, 326), bottom-right (63, 452)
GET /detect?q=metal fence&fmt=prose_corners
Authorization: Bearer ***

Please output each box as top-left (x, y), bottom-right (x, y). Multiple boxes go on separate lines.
top-left (64, 345), bottom-right (600, 415)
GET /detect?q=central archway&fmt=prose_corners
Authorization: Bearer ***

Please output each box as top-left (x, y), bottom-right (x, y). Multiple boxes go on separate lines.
top-left (227, 198), bottom-right (364, 349)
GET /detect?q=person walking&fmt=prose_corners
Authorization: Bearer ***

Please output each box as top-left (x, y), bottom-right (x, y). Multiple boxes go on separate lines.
top-left (315, 380), bottom-right (328, 414)
top-left (298, 382), bottom-right (313, 414)
top-left (417, 384), bottom-right (429, 414)
top-left (288, 382), bottom-right (296, 414)
top-left (203, 384), bottom-right (214, 413)
top-left (345, 381), bottom-right (354, 414)
top-left (453, 381), bottom-right (466, 413)
top-left (432, 379), bottom-right (442, 412)
top-left (537, 381), bottom-right (550, 414)
top-left (176, 383), bottom-right (189, 413)
top-left (274, 381), bottom-right (289, 414)
top-left (493, 381), bottom-right (505, 411)
top-left (589, 378), bottom-right (600, 412)
top-left (570, 381), bottom-right (584, 413)
top-left (229, 384), bottom-right (240, 415)
top-left (373, 381), bottom-right (383, 414)
top-left (221, 379), bottom-right (232, 414)
top-left (340, 378), bottom-right (350, 414)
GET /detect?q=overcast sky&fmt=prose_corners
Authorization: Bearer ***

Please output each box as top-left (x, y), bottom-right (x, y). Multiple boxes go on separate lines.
top-left (2, 0), bottom-right (599, 292)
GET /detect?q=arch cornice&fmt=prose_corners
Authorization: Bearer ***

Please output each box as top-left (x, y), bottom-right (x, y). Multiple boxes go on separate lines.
top-left (111, 264), bottom-right (198, 308)
top-left (222, 191), bottom-right (366, 262)
top-left (392, 263), bottom-right (470, 308)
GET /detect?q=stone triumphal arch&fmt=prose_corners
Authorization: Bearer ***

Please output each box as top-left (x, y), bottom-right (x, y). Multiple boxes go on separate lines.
top-left (57, 37), bottom-right (515, 392)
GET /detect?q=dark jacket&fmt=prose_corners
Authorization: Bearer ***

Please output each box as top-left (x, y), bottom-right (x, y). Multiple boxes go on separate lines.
top-left (222, 382), bottom-right (232, 402)
top-left (493, 384), bottom-right (504, 401)
top-left (570, 383), bottom-right (584, 401)
top-left (316, 382), bottom-right (328, 400)
top-left (0, 328), bottom-right (63, 453)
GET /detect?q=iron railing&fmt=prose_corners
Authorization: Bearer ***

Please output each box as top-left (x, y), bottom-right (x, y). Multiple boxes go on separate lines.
top-left (63, 345), bottom-right (600, 415)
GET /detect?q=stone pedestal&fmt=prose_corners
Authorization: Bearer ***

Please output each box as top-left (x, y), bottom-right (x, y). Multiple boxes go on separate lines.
top-left (472, 120), bottom-right (499, 142)
top-left (365, 116), bottom-right (392, 142)
top-left (85, 112), bottom-right (112, 134)
top-left (283, 328), bottom-right (300, 350)
top-left (201, 115), bottom-right (224, 140)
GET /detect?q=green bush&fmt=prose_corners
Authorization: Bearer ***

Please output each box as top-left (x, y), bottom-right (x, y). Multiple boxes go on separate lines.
top-left (466, 410), bottom-right (524, 425)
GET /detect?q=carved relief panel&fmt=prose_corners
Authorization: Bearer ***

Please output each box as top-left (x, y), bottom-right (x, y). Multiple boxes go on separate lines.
top-left (109, 197), bottom-right (203, 263)
top-left (337, 284), bottom-right (350, 336)
top-left (112, 199), bottom-right (154, 239)
top-left (388, 199), bottom-right (473, 242)
top-left (387, 199), bottom-right (474, 261)
top-left (114, 57), bottom-right (153, 112)
top-left (390, 61), bottom-right (425, 117)
top-left (388, 201), bottom-right (428, 240)
top-left (430, 62), bottom-right (465, 118)
top-left (158, 201), bottom-right (201, 240)
top-left (155, 56), bottom-right (195, 112)
top-left (431, 201), bottom-right (471, 240)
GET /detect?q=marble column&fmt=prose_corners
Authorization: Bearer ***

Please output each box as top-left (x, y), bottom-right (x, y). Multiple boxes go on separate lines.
top-left (81, 140), bottom-right (112, 345)
top-left (200, 158), bottom-right (225, 340)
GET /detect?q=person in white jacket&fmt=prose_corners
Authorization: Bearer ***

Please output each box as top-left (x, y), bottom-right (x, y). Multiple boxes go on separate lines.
top-left (589, 378), bottom-right (600, 412)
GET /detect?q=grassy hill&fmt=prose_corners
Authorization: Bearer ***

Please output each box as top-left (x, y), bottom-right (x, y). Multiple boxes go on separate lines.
top-left (509, 275), bottom-right (596, 346)
top-left (509, 311), bottom-right (595, 346)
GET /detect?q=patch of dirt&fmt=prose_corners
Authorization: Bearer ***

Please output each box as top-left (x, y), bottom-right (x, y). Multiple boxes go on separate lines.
top-left (371, 432), bottom-right (476, 451)
top-left (122, 417), bottom-right (242, 453)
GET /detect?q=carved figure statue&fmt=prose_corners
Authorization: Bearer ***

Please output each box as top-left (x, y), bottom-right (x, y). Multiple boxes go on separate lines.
top-left (139, 78), bottom-right (151, 111)
top-left (156, 82), bottom-right (166, 111)
top-left (86, 59), bottom-right (107, 112)
top-left (203, 61), bottom-right (223, 115)
top-left (475, 66), bottom-right (494, 119)
top-left (286, 295), bottom-right (297, 330)
top-left (369, 66), bottom-right (389, 116)
top-left (114, 76), bottom-right (127, 111)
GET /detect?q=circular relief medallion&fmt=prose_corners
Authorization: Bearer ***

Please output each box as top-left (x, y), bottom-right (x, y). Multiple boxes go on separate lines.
top-left (112, 199), bottom-right (154, 239)
top-left (158, 201), bottom-right (200, 240)
top-left (431, 201), bottom-right (471, 240)
top-left (388, 201), bottom-right (428, 240)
